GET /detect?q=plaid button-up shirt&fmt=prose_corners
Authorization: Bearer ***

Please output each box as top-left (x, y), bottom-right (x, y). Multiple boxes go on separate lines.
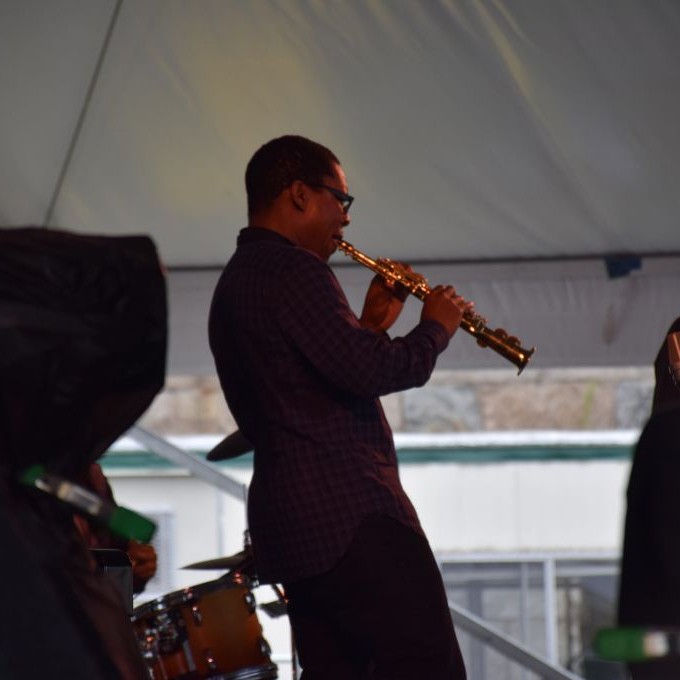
top-left (208, 228), bottom-right (450, 584)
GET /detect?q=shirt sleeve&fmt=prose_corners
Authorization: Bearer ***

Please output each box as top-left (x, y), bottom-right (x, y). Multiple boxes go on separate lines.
top-left (275, 249), bottom-right (450, 399)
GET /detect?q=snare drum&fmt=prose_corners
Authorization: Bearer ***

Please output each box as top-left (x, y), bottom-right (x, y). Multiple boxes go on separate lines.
top-left (131, 573), bottom-right (277, 679)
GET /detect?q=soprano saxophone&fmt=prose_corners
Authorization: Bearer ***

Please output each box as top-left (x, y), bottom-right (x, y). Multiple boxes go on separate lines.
top-left (335, 239), bottom-right (535, 374)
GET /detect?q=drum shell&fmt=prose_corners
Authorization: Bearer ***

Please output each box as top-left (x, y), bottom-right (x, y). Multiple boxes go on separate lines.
top-left (132, 574), bottom-right (276, 679)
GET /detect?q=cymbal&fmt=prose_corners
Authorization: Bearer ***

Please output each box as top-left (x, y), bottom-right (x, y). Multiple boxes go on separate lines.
top-left (182, 549), bottom-right (253, 571)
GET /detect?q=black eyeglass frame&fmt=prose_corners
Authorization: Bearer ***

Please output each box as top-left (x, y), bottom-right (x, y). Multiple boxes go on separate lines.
top-left (310, 183), bottom-right (354, 214)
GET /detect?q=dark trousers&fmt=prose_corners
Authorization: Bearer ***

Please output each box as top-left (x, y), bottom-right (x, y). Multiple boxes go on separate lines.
top-left (284, 515), bottom-right (467, 680)
top-left (628, 659), bottom-right (680, 679)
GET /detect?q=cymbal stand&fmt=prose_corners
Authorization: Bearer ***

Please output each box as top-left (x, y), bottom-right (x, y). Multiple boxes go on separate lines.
top-left (268, 583), bottom-right (297, 680)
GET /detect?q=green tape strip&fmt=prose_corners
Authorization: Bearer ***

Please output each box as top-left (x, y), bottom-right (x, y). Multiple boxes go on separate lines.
top-left (594, 627), bottom-right (649, 661)
top-left (108, 506), bottom-right (156, 543)
top-left (19, 464), bottom-right (46, 486)
top-left (18, 464), bottom-right (156, 543)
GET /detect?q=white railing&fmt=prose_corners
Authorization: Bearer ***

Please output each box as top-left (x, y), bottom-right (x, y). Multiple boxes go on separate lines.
top-left (127, 425), bottom-right (247, 502)
top-left (449, 600), bottom-right (584, 680)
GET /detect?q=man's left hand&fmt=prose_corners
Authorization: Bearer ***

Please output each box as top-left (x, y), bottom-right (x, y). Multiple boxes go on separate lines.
top-left (359, 272), bottom-right (409, 332)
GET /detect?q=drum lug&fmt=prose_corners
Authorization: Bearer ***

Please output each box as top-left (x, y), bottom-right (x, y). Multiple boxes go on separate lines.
top-left (243, 591), bottom-right (256, 614)
top-left (191, 604), bottom-right (203, 625)
top-left (157, 611), bottom-right (185, 653)
top-left (258, 635), bottom-right (272, 658)
top-left (204, 647), bottom-right (218, 671)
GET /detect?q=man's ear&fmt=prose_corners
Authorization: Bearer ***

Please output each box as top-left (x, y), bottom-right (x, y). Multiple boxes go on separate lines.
top-left (289, 180), bottom-right (308, 212)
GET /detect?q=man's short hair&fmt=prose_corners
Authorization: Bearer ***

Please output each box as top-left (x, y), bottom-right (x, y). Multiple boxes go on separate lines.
top-left (245, 135), bottom-right (339, 216)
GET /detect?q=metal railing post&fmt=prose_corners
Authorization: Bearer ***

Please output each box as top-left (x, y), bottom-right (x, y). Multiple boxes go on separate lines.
top-left (449, 600), bottom-right (584, 680)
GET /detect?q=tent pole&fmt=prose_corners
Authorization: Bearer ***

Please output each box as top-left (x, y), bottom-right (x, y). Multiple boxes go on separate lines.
top-left (43, 0), bottom-right (124, 228)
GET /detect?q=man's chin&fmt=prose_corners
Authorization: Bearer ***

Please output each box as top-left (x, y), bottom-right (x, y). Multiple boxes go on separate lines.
top-left (327, 241), bottom-right (341, 260)
top-left (301, 243), bottom-right (332, 261)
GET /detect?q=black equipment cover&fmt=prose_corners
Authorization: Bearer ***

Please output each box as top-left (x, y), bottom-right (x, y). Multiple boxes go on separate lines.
top-left (0, 227), bottom-right (166, 477)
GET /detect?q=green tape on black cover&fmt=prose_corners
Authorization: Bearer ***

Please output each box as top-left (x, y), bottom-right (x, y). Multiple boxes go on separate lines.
top-left (108, 506), bottom-right (156, 543)
top-left (19, 464), bottom-right (45, 486)
top-left (594, 627), bottom-right (658, 662)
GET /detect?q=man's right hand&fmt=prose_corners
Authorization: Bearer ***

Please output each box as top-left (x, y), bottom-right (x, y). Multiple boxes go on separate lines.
top-left (421, 285), bottom-right (474, 337)
top-left (128, 541), bottom-right (158, 593)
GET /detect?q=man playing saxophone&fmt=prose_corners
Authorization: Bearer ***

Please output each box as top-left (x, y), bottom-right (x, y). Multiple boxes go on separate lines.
top-left (209, 135), bottom-right (470, 679)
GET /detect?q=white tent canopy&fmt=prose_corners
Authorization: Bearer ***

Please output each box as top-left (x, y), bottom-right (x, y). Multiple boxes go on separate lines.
top-left (2, 0), bottom-right (679, 373)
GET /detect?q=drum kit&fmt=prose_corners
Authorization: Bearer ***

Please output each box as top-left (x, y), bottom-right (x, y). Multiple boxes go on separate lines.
top-left (131, 546), bottom-right (286, 680)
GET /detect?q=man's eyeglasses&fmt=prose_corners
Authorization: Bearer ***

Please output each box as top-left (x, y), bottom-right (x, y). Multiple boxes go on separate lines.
top-left (310, 184), bottom-right (354, 214)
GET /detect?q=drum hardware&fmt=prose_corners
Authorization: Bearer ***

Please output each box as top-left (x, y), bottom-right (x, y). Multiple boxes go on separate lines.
top-left (155, 609), bottom-right (188, 657)
top-left (258, 638), bottom-right (272, 658)
top-left (244, 591), bottom-right (257, 614)
top-left (256, 584), bottom-right (295, 680)
top-left (204, 649), bottom-right (218, 671)
top-left (258, 585), bottom-right (288, 620)
top-left (139, 628), bottom-right (161, 669)
top-left (131, 573), bottom-right (278, 679)
top-left (159, 534), bottom-right (283, 677)
top-left (258, 600), bottom-right (288, 619)
top-left (191, 605), bottom-right (203, 625)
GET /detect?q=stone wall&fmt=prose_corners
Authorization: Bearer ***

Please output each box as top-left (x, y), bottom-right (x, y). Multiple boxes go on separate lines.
top-left (139, 367), bottom-right (655, 436)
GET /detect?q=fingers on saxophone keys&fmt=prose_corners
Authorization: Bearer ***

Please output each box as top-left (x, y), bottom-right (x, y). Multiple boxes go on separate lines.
top-left (461, 299), bottom-right (475, 314)
top-left (431, 285), bottom-right (470, 308)
top-left (432, 284), bottom-right (455, 297)
top-left (432, 285), bottom-right (463, 305)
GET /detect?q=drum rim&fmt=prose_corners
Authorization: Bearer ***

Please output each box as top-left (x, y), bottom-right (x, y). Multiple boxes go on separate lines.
top-left (201, 664), bottom-right (278, 680)
top-left (132, 573), bottom-right (252, 619)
